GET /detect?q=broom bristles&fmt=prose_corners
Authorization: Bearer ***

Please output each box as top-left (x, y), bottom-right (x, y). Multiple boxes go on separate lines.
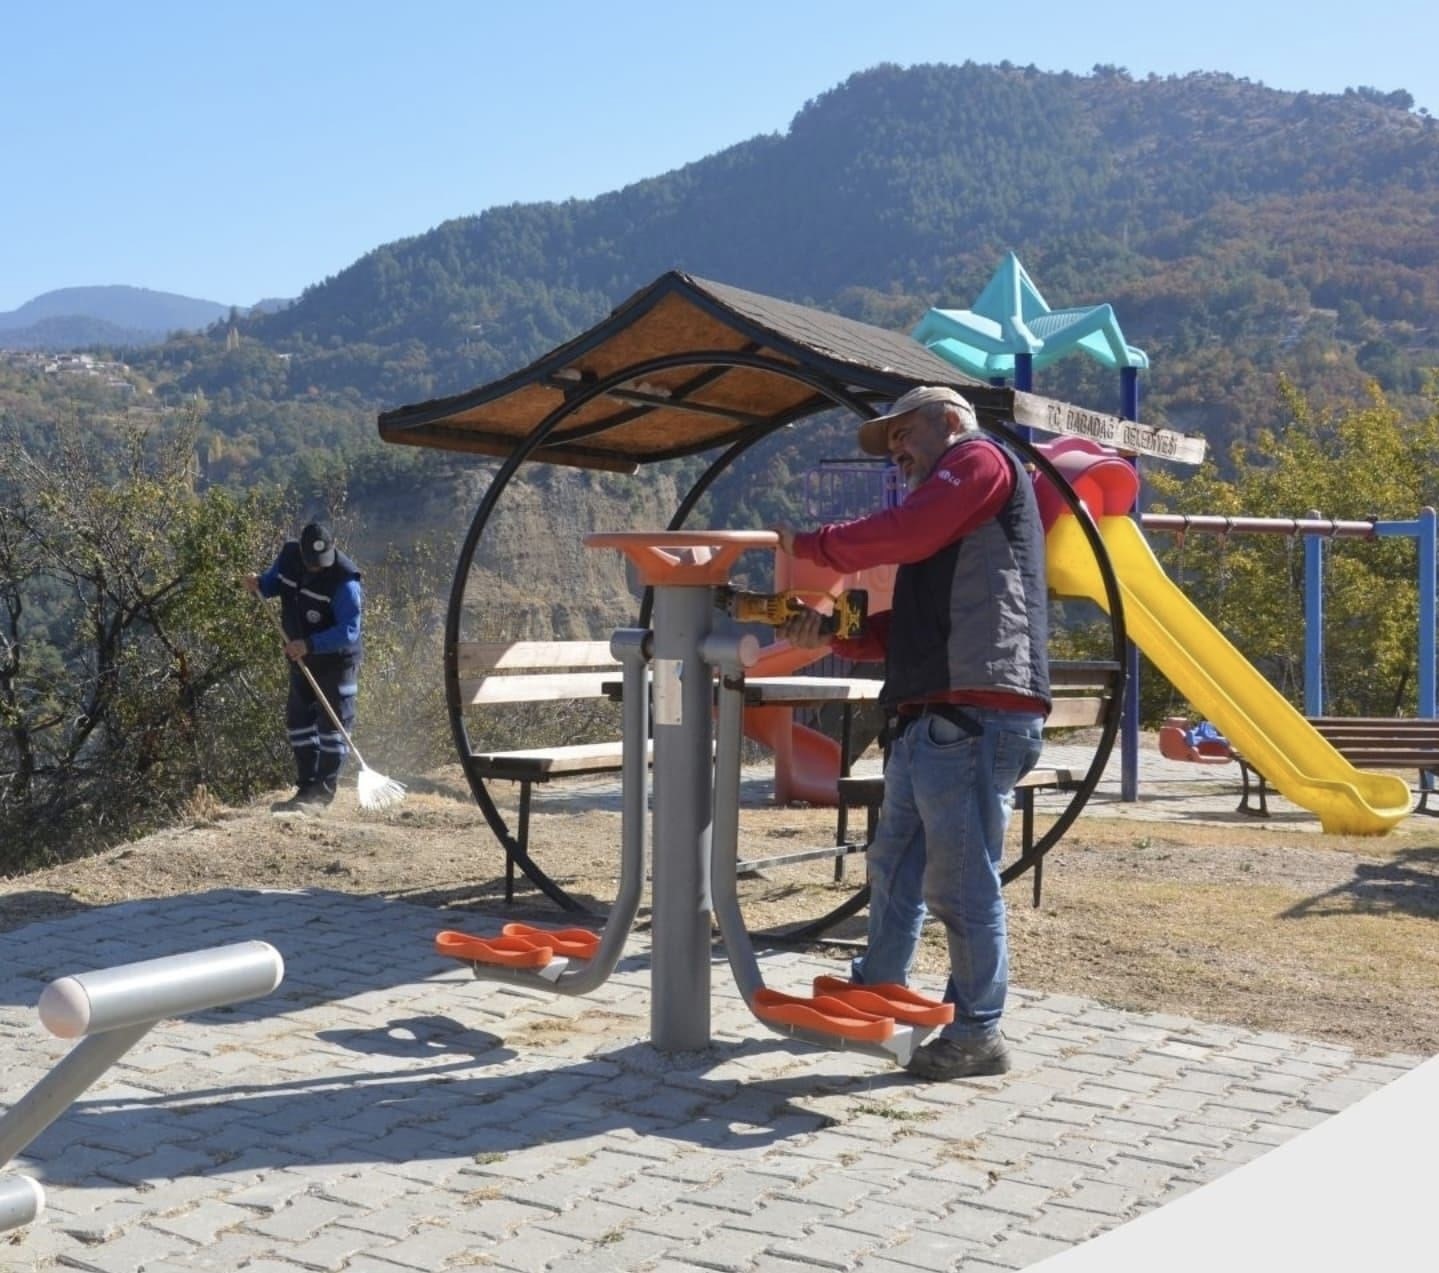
top-left (356, 765), bottom-right (407, 811)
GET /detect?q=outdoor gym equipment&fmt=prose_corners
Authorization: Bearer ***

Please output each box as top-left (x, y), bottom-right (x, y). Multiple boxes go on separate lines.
top-left (0, 941), bottom-right (284, 1234)
top-left (438, 529), bottom-right (954, 1061)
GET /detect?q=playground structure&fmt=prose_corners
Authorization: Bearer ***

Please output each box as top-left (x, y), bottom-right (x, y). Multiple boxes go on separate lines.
top-left (0, 941), bottom-right (284, 1235)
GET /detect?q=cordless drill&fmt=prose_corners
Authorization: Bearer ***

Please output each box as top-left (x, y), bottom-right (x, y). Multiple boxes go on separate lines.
top-left (714, 587), bottom-right (868, 640)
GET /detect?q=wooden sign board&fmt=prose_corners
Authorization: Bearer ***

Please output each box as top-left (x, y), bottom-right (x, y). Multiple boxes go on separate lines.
top-left (1010, 391), bottom-right (1207, 465)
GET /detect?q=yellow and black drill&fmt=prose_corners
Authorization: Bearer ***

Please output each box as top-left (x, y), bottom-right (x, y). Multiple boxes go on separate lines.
top-left (714, 587), bottom-right (868, 640)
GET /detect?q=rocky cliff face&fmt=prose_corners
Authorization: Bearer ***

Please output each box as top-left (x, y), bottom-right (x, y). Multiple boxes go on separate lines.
top-left (352, 458), bottom-right (685, 642)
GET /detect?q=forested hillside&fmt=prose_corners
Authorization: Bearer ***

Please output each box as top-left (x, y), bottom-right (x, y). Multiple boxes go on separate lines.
top-left (96, 61), bottom-right (1438, 490)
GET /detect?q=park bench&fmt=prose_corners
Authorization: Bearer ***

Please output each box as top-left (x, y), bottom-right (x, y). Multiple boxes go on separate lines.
top-left (459, 640), bottom-right (635, 899)
top-left (460, 640), bottom-right (877, 897)
top-left (1234, 717), bottom-right (1439, 818)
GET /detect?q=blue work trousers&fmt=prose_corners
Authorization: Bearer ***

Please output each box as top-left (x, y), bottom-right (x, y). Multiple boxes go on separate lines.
top-left (286, 664), bottom-right (357, 791)
top-left (852, 706), bottom-right (1044, 1042)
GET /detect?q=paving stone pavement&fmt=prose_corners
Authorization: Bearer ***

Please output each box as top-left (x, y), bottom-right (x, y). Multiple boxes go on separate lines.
top-left (0, 873), bottom-right (1423, 1272)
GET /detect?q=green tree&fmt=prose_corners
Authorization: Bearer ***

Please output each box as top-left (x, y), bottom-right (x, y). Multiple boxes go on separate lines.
top-left (0, 416), bottom-right (289, 867)
top-left (1144, 382), bottom-right (1439, 719)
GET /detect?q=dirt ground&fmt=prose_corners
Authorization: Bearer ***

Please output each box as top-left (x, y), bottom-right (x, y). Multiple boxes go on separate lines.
top-left (3, 762), bottom-right (1437, 1057)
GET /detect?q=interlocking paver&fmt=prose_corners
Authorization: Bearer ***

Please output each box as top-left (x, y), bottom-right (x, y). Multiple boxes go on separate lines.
top-left (0, 879), bottom-right (1425, 1273)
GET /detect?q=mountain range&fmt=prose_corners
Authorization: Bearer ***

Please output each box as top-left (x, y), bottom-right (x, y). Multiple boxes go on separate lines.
top-left (0, 286), bottom-right (290, 350)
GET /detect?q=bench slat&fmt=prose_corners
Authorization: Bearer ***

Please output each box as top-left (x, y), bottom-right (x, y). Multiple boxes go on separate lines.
top-left (1319, 734), bottom-right (1439, 746)
top-left (457, 640), bottom-right (619, 675)
top-left (462, 671), bottom-right (619, 705)
top-left (1044, 696), bottom-right (1107, 730)
top-left (1328, 749), bottom-right (1439, 768)
top-left (470, 739), bottom-right (638, 779)
top-left (837, 766), bottom-right (1081, 806)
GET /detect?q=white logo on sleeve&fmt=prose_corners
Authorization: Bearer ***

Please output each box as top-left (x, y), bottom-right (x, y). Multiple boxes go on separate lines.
top-left (306, 609), bottom-right (322, 624)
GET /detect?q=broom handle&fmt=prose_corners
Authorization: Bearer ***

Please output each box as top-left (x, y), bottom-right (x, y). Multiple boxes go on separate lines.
top-left (258, 598), bottom-right (367, 767)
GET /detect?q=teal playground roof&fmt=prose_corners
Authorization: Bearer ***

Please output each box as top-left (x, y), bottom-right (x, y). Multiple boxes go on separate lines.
top-left (914, 252), bottom-right (1149, 378)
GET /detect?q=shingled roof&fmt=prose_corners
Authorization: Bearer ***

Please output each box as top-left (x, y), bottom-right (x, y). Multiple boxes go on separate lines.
top-left (377, 271), bottom-right (1013, 472)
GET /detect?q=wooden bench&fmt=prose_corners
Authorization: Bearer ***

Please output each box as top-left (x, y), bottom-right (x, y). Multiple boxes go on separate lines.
top-left (1236, 717), bottom-right (1439, 818)
top-left (458, 640), bottom-right (632, 899)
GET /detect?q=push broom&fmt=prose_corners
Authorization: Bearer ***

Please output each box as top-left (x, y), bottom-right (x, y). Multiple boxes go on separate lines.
top-left (260, 599), bottom-right (407, 811)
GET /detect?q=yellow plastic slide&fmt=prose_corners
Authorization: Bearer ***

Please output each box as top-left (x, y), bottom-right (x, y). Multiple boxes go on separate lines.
top-left (1047, 515), bottom-right (1410, 835)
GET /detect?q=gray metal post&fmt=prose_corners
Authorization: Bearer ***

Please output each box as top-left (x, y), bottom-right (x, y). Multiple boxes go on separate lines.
top-left (703, 633), bottom-right (763, 1006)
top-left (0, 1023), bottom-right (151, 1168)
top-left (0, 1175), bottom-right (44, 1234)
top-left (649, 583), bottom-right (716, 1051)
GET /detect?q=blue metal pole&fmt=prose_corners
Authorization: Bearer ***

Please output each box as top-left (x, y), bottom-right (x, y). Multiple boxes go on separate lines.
top-left (1120, 366), bottom-right (1141, 803)
top-left (1012, 355), bottom-right (1034, 445)
top-left (1304, 512), bottom-right (1325, 717)
top-left (1419, 507), bottom-right (1436, 720)
top-left (1375, 514), bottom-right (1436, 720)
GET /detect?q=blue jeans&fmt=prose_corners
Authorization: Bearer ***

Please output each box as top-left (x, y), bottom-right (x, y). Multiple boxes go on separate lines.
top-left (851, 707), bottom-right (1044, 1042)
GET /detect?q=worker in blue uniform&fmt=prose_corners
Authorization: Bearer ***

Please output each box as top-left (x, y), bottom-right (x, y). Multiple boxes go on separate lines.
top-left (244, 522), bottom-right (363, 813)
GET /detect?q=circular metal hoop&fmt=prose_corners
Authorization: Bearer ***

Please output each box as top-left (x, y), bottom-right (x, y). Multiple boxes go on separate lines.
top-left (445, 354), bottom-right (1127, 922)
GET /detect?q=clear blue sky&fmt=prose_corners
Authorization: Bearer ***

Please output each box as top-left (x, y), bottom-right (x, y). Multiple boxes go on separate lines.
top-left (4, 0), bottom-right (1435, 313)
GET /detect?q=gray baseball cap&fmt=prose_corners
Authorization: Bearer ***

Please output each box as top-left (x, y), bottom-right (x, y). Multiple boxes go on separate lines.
top-left (857, 386), bottom-right (975, 456)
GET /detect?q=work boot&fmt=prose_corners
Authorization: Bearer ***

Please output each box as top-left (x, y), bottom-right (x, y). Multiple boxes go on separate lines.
top-left (271, 781), bottom-right (329, 816)
top-left (905, 1034), bottom-right (1011, 1082)
top-left (270, 787), bottom-right (306, 814)
top-left (296, 779), bottom-right (336, 810)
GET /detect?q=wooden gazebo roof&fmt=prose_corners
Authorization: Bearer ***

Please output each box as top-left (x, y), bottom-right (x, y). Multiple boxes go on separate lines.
top-left (378, 270), bottom-right (1202, 472)
top-left (379, 272), bottom-right (993, 472)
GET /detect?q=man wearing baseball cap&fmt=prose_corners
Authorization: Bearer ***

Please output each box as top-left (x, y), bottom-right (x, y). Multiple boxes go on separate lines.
top-left (244, 521), bottom-right (364, 813)
top-left (775, 386), bottom-right (1050, 1080)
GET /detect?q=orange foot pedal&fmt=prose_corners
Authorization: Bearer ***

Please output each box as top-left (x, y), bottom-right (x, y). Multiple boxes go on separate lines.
top-left (436, 930), bottom-right (554, 969)
top-left (500, 923), bottom-right (600, 961)
top-left (435, 923), bottom-right (600, 972)
top-left (812, 975), bottom-right (955, 1028)
top-left (752, 988), bottom-right (895, 1045)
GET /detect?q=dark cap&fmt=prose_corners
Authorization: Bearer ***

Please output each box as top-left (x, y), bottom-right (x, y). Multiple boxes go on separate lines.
top-left (299, 523), bottom-right (336, 570)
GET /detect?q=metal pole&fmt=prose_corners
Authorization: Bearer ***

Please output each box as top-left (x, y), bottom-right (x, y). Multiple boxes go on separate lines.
top-left (1420, 508), bottom-right (1436, 720)
top-left (1305, 512), bottom-right (1326, 717)
top-left (1012, 354), bottom-right (1034, 445)
top-left (703, 633), bottom-right (762, 1005)
top-left (0, 1024), bottom-right (151, 1168)
top-left (37, 941), bottom-right (283, 1039)
top-left (1374, 513), bottom-right (1436, 721)
top-left (649, 584), bottom-right (715, 1051)
top-left (0, 1175), bottom-right (44, 1234)
top-left (1120, 366), bottom-right (1141, 803)
top-left (1142, 515), bottom-right (1376, 537)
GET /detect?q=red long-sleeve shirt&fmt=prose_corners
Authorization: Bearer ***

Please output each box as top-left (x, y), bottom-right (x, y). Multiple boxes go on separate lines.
top-left (793, 437), bottom-right (1047, 714)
